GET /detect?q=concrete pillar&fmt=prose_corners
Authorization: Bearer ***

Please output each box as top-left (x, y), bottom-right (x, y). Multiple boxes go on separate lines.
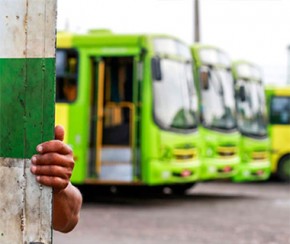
top-left (0, 0), bottom-right (57, 243)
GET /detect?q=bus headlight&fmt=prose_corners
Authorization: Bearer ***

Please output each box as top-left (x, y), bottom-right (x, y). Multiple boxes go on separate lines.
top-left (208, 166), bottom-right (217, 173)
top-left (162, 171), bottom-right (171, 179)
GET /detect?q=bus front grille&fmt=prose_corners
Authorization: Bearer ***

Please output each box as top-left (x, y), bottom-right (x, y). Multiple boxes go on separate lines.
top-left (173, 148), bottom-right (198, 161)
top-left (252, 151), bottom-right (268, 161)
top-left (217, 146), bottom-right (237, 157)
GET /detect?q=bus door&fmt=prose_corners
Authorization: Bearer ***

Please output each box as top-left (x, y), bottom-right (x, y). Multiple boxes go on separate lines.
top-left (89, 56), bottom-right (138, 182)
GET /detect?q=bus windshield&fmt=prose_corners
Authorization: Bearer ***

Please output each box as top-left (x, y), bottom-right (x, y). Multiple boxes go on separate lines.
top-left (236, 80), bottom-right (268, 137)
top-left (153, 59), bottom-right (199, 131)
top-left (201, 66), bottom-right (237, 130)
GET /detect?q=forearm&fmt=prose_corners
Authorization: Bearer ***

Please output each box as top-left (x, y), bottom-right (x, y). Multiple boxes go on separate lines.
top-left (52, 182), bottom-right (82, 233)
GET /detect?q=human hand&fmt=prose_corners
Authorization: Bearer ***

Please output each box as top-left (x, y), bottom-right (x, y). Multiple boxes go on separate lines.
top-left (30, 125), bottom-right (75, 193)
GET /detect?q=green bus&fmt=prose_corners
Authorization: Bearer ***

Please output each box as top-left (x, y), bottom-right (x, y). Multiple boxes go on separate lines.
top-left (191, 45), bottom-right (240, 180)
top-left (55, 30), bottom-right (201, 192)
top-left (265, 85), bottom-right (290, 181)
top-left (231, 61), bottom-right (271, 182)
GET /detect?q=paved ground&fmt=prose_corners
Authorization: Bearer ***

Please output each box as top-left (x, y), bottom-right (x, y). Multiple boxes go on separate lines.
top-left (54, 181), bottom-right (290, 244)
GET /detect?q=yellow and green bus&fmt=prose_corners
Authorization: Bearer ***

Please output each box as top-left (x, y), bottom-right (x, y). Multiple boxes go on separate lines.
top-left (191, 45), bottom-right (240, 180)
top-left (265, 85), bottom-right (290, 181)
top-left (232, 61), bottom-right (271, 182)
top-left (55, 30), bottom-right (201, 193)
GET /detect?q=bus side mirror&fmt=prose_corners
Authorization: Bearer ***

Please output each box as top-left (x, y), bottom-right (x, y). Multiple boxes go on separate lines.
top-left (151, 57), bottom-right (162, 81)
top-left (200, 70), bottom-right (209, 90)
top-left (239, 86), bottom-right (246, 102)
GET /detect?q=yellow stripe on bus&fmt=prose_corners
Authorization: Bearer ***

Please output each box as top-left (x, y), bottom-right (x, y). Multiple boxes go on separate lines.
top-left (55, 104), bottom-right (69, 143)
top-left (56, 32), bottom-right (73, 48)
top-left (271, 125), bottom-right (290, 172)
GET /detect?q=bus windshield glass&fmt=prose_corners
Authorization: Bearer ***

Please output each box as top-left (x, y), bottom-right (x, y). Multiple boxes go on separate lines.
top-left (153, 38), bottom-right (191, 59)
top-left (236, 80), bottom-right (268, 136)
top-left (199, 48), bottom-right (231, 67)
top-left (201, 66), bottom-right (237, 130)
top-left (152, 38), bottom-right (198, 131)
top-left (236, 63), bottom-right (261, 80)
top-left (152, 58), bottom-right (198, 131)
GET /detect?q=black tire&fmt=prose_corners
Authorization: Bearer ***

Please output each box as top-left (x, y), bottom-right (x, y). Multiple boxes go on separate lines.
top-left (277, 155), bottom-right (290, 182)
top-left (169, 183), bottom-right (196, 195)
top-left (147, 185), bottom-right (166, 195)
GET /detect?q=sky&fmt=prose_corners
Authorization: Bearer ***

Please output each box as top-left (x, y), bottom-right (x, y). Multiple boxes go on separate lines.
top-left (57, 0), bottom-right (290, 85)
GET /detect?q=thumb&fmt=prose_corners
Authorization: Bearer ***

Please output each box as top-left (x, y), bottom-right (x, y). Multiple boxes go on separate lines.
top-left (54, 125), bottom-right (65, 141)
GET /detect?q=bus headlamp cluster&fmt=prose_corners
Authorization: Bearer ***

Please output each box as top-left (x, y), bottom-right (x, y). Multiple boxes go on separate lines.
top-left (208, 166), bottom-right (217, 173)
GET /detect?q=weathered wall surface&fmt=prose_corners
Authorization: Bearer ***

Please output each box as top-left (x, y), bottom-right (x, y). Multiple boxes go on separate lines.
top-left (0, 0), bottom-right (56, 243)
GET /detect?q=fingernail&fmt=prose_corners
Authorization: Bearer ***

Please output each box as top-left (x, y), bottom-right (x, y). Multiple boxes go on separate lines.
top-left (36, 176), bottom-right (41, 182)
top-left (36, 145), bottom-right (43, 153)
top-left (30, 165), bottom-right (36, 173)
top-left (31, 156), bottom-right (36, 164)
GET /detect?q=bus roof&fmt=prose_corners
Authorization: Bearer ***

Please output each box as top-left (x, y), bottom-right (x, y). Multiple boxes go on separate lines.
top-left (232, 60), bottom-right (263, 82)
top-left (265, 85), bottom-right (290, 96)
top-left (56, 30), bottom-right (187, 49)
top-left (191, 44), bottom-right (231, 68)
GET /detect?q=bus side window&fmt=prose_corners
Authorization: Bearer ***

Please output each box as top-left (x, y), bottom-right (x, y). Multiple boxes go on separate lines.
top-left (270, 97), bottom-right (290, 124)
top-left (56, 49), bottom-right (78, 103)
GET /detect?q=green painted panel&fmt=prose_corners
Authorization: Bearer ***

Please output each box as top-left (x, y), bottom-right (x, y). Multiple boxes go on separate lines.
top-left (0, 58), bottom-right (55, 158)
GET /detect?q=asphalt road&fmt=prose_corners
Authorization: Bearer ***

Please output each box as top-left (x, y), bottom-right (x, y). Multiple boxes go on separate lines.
top-left (54, 181), bottom-right (290, 244)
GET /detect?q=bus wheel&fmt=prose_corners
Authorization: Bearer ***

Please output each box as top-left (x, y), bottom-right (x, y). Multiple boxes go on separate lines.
top-left (278, 155), bottom-right (290, 182)
top-left (169, 183), bottom-right (196, 195)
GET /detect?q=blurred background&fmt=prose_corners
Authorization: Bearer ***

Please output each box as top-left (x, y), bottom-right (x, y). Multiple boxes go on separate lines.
top-left (54, 1), bottom-right (290, 243)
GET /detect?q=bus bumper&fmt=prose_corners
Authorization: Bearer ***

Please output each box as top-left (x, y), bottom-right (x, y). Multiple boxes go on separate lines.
top-left (232, 161), bottom-right (271, 182)
top-left (200, 156), bottom-right (240, 180)
top-left (147, 159), bottom-right (201, 185)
